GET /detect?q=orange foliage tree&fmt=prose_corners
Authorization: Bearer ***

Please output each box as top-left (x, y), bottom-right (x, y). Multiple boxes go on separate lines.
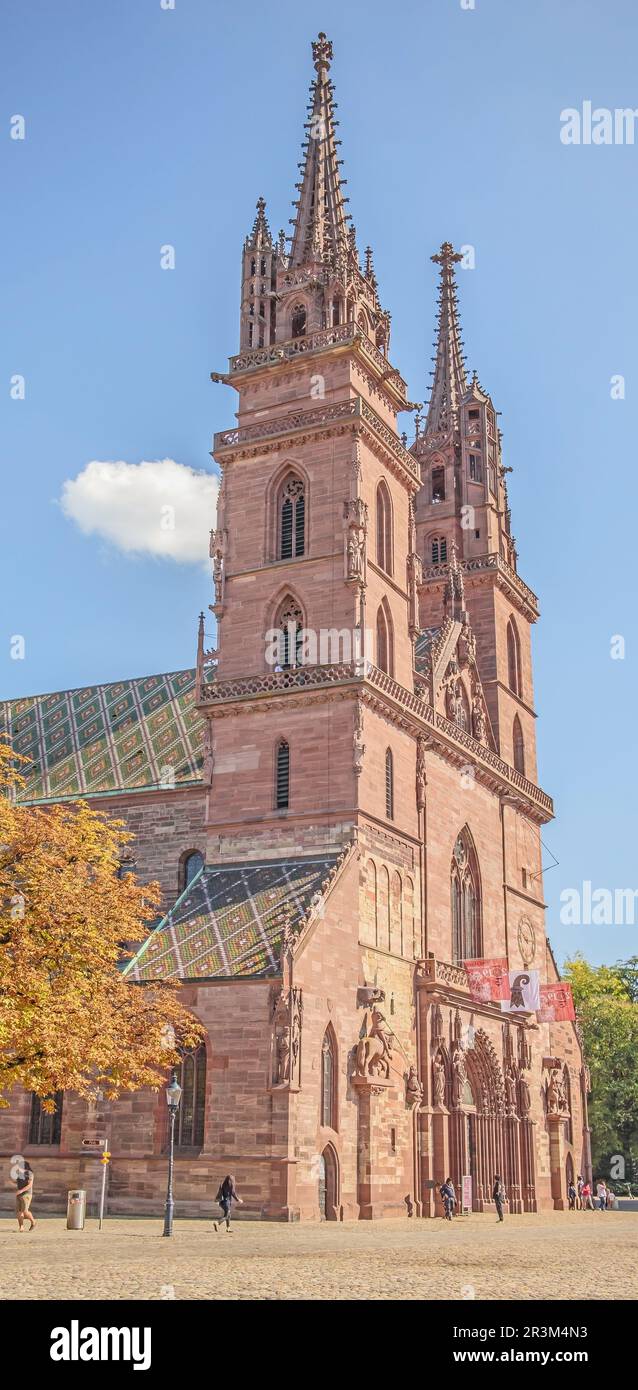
top-left (0, 743), bottom-right (202, 1105)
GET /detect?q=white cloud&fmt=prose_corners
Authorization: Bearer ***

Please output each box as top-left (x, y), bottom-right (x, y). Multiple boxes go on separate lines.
top-left (60, 459), bottom-right (218, 565)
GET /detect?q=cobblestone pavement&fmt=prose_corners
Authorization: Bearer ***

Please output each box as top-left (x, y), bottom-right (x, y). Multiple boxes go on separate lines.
top-left (0, 1211), bottom-right (635, 1300)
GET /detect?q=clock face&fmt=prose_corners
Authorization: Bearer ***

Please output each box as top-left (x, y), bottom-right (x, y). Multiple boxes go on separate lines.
top-left (517, 917), bottom-right (536, 965)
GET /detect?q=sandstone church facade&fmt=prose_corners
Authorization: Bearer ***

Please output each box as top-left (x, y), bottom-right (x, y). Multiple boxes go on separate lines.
top-left (0, 34), bottom-right (591, 1220)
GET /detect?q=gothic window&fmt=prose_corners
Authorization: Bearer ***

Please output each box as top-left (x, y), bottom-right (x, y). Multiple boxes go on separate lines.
top-left (181, 850), bottom-right (204, 892)
top-left (376, 601), bottom-right (394, 677)
top-left (279, 475), bottom-right (305, 559)
top-left (432, 467), bottom-right (445, 502)
top-left (260, 256), bottom-right (266, 276)
top-left (275, 595), bottom-right (304, 668)
top-left (376, 481), bottom-right (393, 575)
top-left (28, 1091), bottom-right (63, 1145)
top-left (469, 452), bottom-right (483, 482)
top-left (117, 857), bottom-right (136, 879)
top-left (258, 326), bottom-right (265, 347)
top-left (248, 322), bottom-right (253, 347)
top-left (275, 740), bottom-right (290, 809)
top-left (451, 829), bottom-right (482, 963)
top-left (507, 618), bottom-right (522, 697)
top-left (291, 303), bottom-right (307, 338)
top-left (174, 1045), bottom-right (206, 1149)
top-left (513, 716), bottom-right (525, 775)
top-left (259, 301), bottom-right (265, 319)
top-left (385, 747), bottom-right (394, 820)
top-left (250, 257), bottom-right (256, 276)
top-left (332, 299), bottom-right (341, 326)
top-left (357, 310), bottom-right (368, 334)
top-left (431, 536), bottom-right (447, 564)
top-left (321, 1028), bottom-right (337, 1129)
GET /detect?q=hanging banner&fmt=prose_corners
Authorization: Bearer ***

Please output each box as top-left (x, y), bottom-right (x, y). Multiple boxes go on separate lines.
top-left (465, 958), bottom-right (510, 1003)
top-left (461, 1174), bottom-right (473, 1214)
top-left (501, 969), bottom-right (541, 1013)
top-left (536, 982), bottom-right (576, 1023)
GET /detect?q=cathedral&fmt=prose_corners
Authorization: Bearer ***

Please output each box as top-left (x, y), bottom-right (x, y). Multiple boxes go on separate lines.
top-left (0, 34), bottom-right (590, 1220)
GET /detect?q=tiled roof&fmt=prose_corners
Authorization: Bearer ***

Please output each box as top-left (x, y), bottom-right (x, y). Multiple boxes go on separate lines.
top-left (414, 627), bottom-right (441, 674)
top-left (0, 669), bottom-right (204, 803)
top-left (127, 853), bottom-right (343, 981)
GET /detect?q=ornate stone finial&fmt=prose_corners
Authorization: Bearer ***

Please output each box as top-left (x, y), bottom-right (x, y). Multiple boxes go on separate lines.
top-left (431, 241), bottom-right (463, 270)
top-left (312, 31), bottom-right (333, 73)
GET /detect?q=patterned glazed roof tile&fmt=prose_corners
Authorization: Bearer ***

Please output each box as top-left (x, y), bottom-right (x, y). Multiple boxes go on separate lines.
top-left (127, 853), bottom-right (342, 981)
top-left (0, 669), bottom-right (204, 802)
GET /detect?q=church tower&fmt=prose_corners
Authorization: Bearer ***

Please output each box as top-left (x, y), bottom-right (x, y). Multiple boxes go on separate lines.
top-left (200, 34), bottom-right (422, 885)
top-left (414, 244), bottom-right (538, 784)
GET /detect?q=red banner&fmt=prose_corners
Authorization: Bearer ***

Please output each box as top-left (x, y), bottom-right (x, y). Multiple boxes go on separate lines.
top-left (465, 958), bottom-right (510, 1003)
top-left (537, 982), bottom-right (576, 1023)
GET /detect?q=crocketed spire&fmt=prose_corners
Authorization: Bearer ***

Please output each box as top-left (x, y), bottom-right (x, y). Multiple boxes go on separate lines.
top-left (245, 196), bottom-right (272, 251)
top-left (289, 34), bottom-right (352, 268)
top-left (425, 243), bottom-right (468, 436)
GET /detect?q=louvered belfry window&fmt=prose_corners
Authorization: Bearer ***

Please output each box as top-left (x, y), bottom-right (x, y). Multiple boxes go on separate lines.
top-left (276, 740), bottom-right (290, 809)
top-left (385, 748), bottom-right (394, 820)
top-left (280, 477), bottom-right (305, 559)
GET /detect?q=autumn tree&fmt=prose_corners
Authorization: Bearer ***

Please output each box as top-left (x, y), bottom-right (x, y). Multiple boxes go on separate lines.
top-left (0, 743), bottom-right (202, 1106)
top-left (564, 953), bottom-right (638, 1181)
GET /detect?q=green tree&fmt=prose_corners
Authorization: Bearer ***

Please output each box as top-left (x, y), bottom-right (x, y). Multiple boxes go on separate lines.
top-left (564, 954), bottom-right (638, 1181)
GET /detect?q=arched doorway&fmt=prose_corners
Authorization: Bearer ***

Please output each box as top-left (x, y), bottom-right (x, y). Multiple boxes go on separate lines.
top-left (318, 1144), bottom-right (338, 1220)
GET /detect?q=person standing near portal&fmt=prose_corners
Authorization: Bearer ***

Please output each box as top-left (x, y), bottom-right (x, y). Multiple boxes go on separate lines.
top-left (492, 1174), bottom-right (506, 1222)
top-left (16, 1161), bottom-right (35, 1231)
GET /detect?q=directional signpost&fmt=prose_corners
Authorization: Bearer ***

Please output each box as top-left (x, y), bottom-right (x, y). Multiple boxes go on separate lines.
top-left (80, 1138), bottom-right (110, 1228)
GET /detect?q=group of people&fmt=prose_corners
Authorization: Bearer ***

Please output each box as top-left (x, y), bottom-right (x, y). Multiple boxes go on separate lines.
top-left (10, 1163), bottom-right (244, 1234)
top-left (440, 1175), bottom-right (506, 1222)
top-left (568, 1175), bottom-right (615, 1211)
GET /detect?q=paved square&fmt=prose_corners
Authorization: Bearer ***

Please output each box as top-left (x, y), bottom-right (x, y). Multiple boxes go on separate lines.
top-left (1, 1212), bottom-right (635, 1300)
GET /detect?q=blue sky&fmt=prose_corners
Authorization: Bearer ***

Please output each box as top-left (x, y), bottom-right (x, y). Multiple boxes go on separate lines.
top-left (1, 0), bottom-right (636, 967)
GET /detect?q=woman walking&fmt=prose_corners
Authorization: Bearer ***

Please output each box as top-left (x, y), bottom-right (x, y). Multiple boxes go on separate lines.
top-left (16, 1161), bottom-right (35, 1231)
top-left (213, 1174), bottom-right (243, 1233)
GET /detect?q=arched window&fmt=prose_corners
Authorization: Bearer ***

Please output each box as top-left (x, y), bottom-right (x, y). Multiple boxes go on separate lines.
top-left (174, 1045), bottom-right (206, 1149)
top-left (28, 1091), bottom-right (63, 1145)
top-left (385, 748), bottom-right (394, 819)
top-left (513, 716), bottom-right (525, 775)
top-left (321, 1028), bottom-right (337, 1129)
top-left (432, 467), bottom-right (445, 502)
top-left (260, 256), bottom-right (266, 276)
top-left (181, 850), bottom-right (204, 892)
top-left (357, 310), bottom-right (368, 335)
top-left (275, 740), bottom-right (290, 809)
top-left (279, 474), bottom-right (305, 559)
top-left (507, 618), bottom-right (522, 697)
top-left (431, 536), bottom-right (447, 564)
top-left (376, 600), bottom-right (394, 677)
top-left (332, 299), bottom-right (341, 326)
top-left (376, 481), bottom-right (393, 575)
top-left (275, 595), bottom-right (303, 668)
top-left (451, 829), bottom-right (482, 962)
top-left (250, 257), bottom-right (256, 276)
top-left (291, 303), bottom-right (307, 338)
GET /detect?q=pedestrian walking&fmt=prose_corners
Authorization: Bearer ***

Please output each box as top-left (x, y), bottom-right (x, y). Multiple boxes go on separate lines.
top-left (606, 1185), bottom-right (615, 1210)
top-left (568, 1180), bottom-right (577, 1210)
top-left (440, 1177), bottom-right (456, 1220)
top-left (213, 1174), bottom-right (243, 1233)
top-left (581, 1181), bottom-right (594, 1210)
top-left (492, 1174), bottom-right (506, 1222)
top-left (16, 1161), bottom-right (35, 1231)
top-left (596, 1179), bottom-right (607, 1211)
top-left (576, 1174), bottom-right (584, 1210)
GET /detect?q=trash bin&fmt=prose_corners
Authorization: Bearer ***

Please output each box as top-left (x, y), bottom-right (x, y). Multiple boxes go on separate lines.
top-left (66, 1189), bottom-right (86, 1230)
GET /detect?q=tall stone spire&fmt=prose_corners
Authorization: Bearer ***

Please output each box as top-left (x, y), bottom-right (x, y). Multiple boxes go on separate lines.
top-left (246, 196), bottom-right (272, 251)
top-left (289, 33), bottom-right (352, 269)
top-left (425, 243), bottom-right (467, 438)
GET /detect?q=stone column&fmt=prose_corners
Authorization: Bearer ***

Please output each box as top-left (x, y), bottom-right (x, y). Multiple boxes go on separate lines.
top-left (547, 1113), bottom-right (565, 1210)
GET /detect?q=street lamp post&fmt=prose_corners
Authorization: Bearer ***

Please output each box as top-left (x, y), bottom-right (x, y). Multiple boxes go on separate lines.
top-left (163, 1068), bottom-right (182, 1237)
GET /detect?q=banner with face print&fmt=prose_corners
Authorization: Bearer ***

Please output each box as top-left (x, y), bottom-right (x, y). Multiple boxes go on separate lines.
top-left (465, 958), bottom-right (511, 1003)
top-left (501, 969), bottom-right (541, 1013)
top-left (536, 982), bottom-right (576, 1022)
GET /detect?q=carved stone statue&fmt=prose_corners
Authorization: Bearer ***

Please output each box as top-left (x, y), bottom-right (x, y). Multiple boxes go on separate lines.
top-left (353, 702), bottom-right (365, 776)
top-left (202, 722), bottom-right (214, 786)
top-left (546, 1067), bottom-right (565, 1115)
top-left (519, 1074), bottom-right (531, 1118)
top-left (416, 736), bottom-right (427, 810)
top-left (432, 1052), bottom-right (446, 1107)
top-left (451, 1044), bottom-right (467, 1107)
top-left (431, 1001), bottom-right (443, 1046)
top-left (445, 679), bottom-right (461, 724)
top-left (355, 1005), bottom-right (393, 1080)
top-left (406, 1065), bottom-right (423, 1108)
top-left (471, 694), bottom-right (486, 743)
top-left (275, 1028), bottom-right (291, 1084)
